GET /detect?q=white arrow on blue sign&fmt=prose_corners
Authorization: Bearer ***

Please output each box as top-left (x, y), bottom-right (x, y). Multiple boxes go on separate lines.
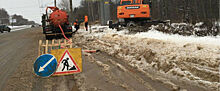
top-left (34, 54), bottom-right (57, 77)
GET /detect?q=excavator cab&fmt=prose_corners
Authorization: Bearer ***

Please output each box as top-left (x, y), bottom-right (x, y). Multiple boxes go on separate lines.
top-left (119, 0), bottom-right (131, 5)
top-left (120, 0), bottom-right (150, 5)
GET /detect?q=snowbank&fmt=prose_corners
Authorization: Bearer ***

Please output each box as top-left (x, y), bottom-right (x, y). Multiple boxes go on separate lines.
top-left (8, 25), bottom-right (31, 32)
top-left (82, 25), bottom-right (220, 47)
top-left (132, 30), bottom-right (220, 47)
top-left (79, 25), bottom-right (220, 90)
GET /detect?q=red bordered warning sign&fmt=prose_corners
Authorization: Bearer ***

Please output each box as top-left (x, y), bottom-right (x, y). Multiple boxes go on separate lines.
top-left (53, 50), bottom-right (81, 75)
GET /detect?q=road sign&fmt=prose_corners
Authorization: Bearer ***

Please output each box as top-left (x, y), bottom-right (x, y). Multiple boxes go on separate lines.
top-left (34, 54), bottom-right (57, 77)
top-left (51, 48), bottom-right (82, 75)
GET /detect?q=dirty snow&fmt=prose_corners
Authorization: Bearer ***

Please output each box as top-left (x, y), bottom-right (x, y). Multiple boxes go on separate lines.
top-left (132, 30), bottom-right (220, 47)
top-left (81, 25), bottom-right (220, 47)
top-left (78, 24), bottom-right (220, 90)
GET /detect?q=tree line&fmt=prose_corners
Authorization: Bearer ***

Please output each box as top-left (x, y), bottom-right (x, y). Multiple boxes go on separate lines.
top-left (0, 8), bottom-right (35, 25)
top-left (150, 0), bottom-right (219, 24)
top-left (59, 0), bottom-right (219, 25)
top-left (0, 8), bottom-right (10, 24)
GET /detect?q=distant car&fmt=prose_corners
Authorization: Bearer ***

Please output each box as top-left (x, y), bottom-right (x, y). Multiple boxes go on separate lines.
top-left (0, 25), bottom-right (11, 33)
top-left (31, 25), bottom-right (35, 28)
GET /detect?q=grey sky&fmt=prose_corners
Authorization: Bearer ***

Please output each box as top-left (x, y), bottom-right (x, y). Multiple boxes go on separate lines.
top-left (0, 0), bottom-right (81, 24)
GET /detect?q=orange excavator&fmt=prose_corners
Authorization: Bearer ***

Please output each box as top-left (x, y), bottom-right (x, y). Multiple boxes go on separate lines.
top-left (110, 0), bottom-right (164, 31)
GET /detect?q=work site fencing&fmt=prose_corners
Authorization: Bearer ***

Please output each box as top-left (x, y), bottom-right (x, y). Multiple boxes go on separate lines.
top-left (38, 39), bottom-right (73, 56)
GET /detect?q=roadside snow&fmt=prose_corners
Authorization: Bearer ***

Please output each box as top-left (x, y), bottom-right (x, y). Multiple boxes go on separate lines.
top-left (82, 25), bottom-right (220, 47)
top-left (8, 25), bottom-right (31, 32)
top-left (132, 30), bottom-right (220, 47)
top-left (79, 25), bottom-right (220, 90)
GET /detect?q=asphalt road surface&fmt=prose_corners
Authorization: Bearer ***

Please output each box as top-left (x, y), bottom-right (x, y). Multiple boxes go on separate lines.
top-left (0, 28), bottom-right (78, 91)
top-left (0, 28), bottom-right (40, 90)
top-left (0, 27), bottom-right (210, 91)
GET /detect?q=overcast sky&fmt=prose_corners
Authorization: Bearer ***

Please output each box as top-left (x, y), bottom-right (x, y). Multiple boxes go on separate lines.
top-left (0, 0), bottom-right (81, 24)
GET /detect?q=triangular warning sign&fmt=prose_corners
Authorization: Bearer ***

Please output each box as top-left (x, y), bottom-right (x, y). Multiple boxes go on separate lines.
top-left (54, 50), bottom-right (81, 75)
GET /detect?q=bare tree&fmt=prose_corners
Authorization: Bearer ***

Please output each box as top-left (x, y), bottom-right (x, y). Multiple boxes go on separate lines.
top-left (59, 0), bottom-right (70, 11)
top-left (0, 8), bottom-right (10, 24)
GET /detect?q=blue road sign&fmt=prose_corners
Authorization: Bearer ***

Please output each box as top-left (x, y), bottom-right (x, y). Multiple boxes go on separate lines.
top-left (34, 54), bottom-right (57, 77)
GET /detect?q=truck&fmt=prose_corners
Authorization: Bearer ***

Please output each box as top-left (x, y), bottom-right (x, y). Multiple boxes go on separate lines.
top-left (0, 25), bottom-right (11, 33)
top-left (41, 7), bottom-right (73, 39)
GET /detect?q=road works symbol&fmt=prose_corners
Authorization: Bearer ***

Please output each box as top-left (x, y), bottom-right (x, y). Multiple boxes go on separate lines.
top-left (34, 54), bottom-right (57, 77)
top-left (53, 50), bottom-right (81, 75)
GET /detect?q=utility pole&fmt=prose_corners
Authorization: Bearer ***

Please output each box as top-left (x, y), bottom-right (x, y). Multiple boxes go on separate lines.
top-left (69, 0), bottom-right (73, 23)
top-left (100, 0), bottom-right (110, 25)
top-left (69, 0), bottom-right (73, 13)
top-left (54, 0), bottom-right (56, 7)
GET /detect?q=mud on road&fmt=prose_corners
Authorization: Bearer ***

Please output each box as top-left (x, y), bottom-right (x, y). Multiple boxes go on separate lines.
top-left (1, 27), bottom-right (219, 91)
top-left (72, 31), bottom-right (219, 91)
top-left (0, 27), bottom-right (41, 90)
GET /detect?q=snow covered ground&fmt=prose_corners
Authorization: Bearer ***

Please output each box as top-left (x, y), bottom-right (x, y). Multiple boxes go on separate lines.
top-left (78, 25), bottom-right (220, 90)
top-left (83, 25), bottom-right (220, 47)
top-left (131, 30), bottom-right (220, 47)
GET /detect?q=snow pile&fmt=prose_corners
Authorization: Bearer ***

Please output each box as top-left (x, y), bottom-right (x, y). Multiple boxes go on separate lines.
top-left (80, 25), bottom-right (220, 90)
top-left (90, 25), bottom-right (109, 31)
top-left (86, 25), bottom-right (220, 47)
top-left (9, 25), bottom-right (31, 31)
top-left (89, 34), bottom-right (219, 90)
top-left (79, 25), bottom-right (128, 37)
top-left (132, 30), bottom-right (220, 47)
